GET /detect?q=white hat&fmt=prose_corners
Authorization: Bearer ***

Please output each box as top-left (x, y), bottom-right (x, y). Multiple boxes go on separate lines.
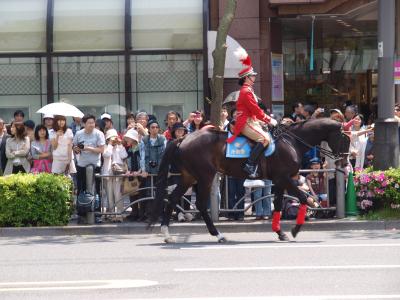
top-left (43, 113), bottom-right (54, 119)
top-left (124, 128), bottom-right (139, 143)
top-left (101, 113), bottom-right (112, 120)
top-left (105, 129), bottom-right (118, 140)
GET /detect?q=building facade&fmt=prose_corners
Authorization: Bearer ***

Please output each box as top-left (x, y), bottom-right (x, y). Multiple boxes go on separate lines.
top-left (0, 0), bottom-right (380, 127)
top-left (214, 0), bottom-right (378, 120)
top-left (0, 0), bottom-right (207, 129)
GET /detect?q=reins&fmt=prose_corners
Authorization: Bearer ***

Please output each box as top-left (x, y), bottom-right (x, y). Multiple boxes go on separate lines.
top-left (270, 123), bottom-right (344, 160)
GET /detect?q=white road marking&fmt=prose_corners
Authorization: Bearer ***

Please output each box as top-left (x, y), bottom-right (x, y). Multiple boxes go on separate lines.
top-left (180, 243), bottom-right (400, 250)
top-left (0, 279), bottom-right (157, 292)
top-left (174, 264), bottom-right (400, 272)
top-left (130, 295), bottom-right (400, 300)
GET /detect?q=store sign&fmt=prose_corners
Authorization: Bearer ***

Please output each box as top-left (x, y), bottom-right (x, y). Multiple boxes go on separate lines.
top-left (395, 60), bottom-right (400, 85)
top-left (271, 53), bottom-right (284, 101)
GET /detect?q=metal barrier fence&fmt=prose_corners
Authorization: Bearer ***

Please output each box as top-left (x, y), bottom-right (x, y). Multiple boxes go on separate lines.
top-left (94, 168), bottom-right (346, 221)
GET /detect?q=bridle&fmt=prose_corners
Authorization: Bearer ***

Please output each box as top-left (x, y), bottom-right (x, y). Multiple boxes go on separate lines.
top-left (270, 123), bottom-right (349, 160)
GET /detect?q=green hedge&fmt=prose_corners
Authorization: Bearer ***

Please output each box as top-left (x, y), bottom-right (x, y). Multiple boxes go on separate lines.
top-left (0, 173), bottom-right (73, 227)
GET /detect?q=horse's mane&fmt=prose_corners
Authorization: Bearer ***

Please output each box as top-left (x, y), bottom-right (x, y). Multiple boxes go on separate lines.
top-left (288, 117), bottom-right (341, 130)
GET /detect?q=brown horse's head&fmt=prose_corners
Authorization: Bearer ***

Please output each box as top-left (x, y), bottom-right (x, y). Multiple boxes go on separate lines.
top-left (324, 119), bottom-right (351, 168)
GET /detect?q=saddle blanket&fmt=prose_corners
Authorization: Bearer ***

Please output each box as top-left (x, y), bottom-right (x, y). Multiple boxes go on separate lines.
top-left (226, 132), bottom-right (275, 158)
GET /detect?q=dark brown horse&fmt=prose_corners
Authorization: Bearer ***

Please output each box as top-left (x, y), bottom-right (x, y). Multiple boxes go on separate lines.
top-left (149, 118), bottom-right (350, 243)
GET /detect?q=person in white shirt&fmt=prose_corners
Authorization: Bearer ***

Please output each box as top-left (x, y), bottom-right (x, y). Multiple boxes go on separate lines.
top-left (102, 129), bottom-right (128, 221)
top-left (43, 114), bottom-right (55, 140)
top-left (51, 115), bottom-right (76, 175)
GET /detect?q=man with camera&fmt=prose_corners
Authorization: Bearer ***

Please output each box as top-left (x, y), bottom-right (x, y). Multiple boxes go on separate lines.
top-left (138, 119), bottom-right (166, 221)
top-left (73, 114), bottom-right (105, 223)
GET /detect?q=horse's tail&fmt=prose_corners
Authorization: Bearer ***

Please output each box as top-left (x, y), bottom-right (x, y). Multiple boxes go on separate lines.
top-left (148, 140), bottom-right (179, 226)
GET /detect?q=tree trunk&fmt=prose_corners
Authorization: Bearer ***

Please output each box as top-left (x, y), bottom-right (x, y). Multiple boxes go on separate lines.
top-left (209, 0), bottom-right (237, 222)
top-left (210, 0), bottom-right (237, 127)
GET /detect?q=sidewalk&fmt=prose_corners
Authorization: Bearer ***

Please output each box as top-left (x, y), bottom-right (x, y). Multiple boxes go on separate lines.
top-left (0, 218), bottom-right (399, 237)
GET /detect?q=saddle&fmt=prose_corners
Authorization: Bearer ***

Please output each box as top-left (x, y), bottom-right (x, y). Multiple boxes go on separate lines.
top-left (226, 132), bottom-right (276, 158)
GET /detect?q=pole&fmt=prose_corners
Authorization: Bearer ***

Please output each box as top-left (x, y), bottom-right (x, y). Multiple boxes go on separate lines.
top-left (210, 174), bottom-right (220, 222)
top-left (374, 0), bottom-right (400, 170)
top-left (396, 0), bottom-right (400, 103)
top-left (335, 168), bottom-right (345, 218)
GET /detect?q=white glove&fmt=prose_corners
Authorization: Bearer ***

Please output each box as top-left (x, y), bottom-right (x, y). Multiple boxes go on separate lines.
top-left (269, 118), bottom-right (278, 127)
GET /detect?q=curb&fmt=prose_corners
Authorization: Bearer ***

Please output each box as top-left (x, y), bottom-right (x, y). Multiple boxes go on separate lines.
top-left (0, 219), bottom-right (399, 237)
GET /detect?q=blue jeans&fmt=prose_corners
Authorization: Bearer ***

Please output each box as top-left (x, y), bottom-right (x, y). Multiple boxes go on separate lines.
top-left (253, 179), bottom-right (272, 217)
top-left (227, 177), bottom-right (245, 219)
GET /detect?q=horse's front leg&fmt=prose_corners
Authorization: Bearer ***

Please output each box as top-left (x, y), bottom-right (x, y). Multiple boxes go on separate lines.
top-left (160, 178), bottom-right (192, 244)
top-left (272, 186), bottom-right (289, 241)
top-left (285, 180), bottom-right (308, 239)
top-left (196, 181), bottom-right (227, 243)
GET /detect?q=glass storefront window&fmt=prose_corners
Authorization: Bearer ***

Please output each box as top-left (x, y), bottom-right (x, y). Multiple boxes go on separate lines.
top-left (131, 54), bottom-right (203, 127)
top-left (0, 57), bottom-right (46, 125)
top-left (53, 56), bottom-right (126, 130)
top-left (0, 0), bottom-right (47, 52)
top-left (53, 0), bottom-right (125, 51)
top-left (131, 0), bottom-right (203, 50)
top-left (281, 17), bottom-right (377, 119)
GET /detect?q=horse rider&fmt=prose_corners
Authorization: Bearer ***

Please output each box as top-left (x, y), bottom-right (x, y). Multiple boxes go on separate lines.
top-left (227, 48), bottom-right (277, 178)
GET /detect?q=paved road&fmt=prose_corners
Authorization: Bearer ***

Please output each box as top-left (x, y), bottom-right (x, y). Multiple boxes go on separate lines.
top-left (0, 229), bottom-right (399, 300)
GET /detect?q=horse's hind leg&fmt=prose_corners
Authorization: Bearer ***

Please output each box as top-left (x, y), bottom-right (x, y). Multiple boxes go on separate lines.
top-left (272, 186), bottom-right (289, 241)
top-left (196, 180), bottom-right (226, 243)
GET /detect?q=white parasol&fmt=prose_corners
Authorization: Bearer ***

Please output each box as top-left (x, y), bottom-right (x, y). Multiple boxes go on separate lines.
top-left (37, 102), bottom-right (84, 118)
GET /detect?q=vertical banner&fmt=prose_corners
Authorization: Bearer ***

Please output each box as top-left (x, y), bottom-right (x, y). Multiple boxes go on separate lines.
top-left (271, 53), bottom-right (284, 101)
top-left (394, 60), bottom-right (400, 84)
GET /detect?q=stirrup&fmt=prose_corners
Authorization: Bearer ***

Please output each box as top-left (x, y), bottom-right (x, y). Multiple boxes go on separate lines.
top-left (243, 164), bottom-right (258, 178)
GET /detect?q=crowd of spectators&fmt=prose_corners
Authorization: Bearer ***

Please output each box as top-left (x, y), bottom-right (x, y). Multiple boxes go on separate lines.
top-left (0, 99), bottom-right (399, 223)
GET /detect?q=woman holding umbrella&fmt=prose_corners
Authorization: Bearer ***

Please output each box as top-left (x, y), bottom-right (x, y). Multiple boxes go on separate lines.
top-left (37, 100), bottom-right (83, 175)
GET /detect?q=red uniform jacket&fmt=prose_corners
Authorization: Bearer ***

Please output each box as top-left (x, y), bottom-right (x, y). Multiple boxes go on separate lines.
top-left (227, 83), bottom-right (271, 143)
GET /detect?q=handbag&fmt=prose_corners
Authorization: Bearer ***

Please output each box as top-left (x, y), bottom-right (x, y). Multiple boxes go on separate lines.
top-left (111, 161), bottom-right (128, 175)
top-left (122, 176), bottom-right (140, 196)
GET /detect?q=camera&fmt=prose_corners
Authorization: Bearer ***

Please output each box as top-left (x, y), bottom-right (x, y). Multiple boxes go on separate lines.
top-left (77, 143), bottom-right (85, 149)
top-left (149, 161), bottom-right (158, 168)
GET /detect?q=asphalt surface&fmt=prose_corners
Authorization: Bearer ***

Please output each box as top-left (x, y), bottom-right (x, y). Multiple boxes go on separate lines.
top-left (1, 218), bottom-right (399, 237)
top-left (0, 229), bottom-right (399, 299)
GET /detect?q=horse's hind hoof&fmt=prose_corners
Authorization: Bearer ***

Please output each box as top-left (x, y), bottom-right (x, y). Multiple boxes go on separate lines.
top-left (277, 231), bottom-right (289, 241)
top-left (164, 237), bottom-right (176, 244)
top-left (291, 225), bottom-right (301, 238)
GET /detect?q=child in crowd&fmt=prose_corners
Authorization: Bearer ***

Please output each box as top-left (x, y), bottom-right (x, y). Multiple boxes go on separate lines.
top-left (291, 173), bottom-right (319, 208)
top-left (30, 125), bottom-right (52, 173)
top-left (102, 129), bottom-right (128, 222)
top-left (306, 158), bottom-right (328, 207)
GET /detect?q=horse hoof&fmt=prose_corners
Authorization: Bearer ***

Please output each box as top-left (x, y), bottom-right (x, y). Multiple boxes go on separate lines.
top-left (218, 237), bottom-right (227, 243)
top-left (291, 225), bottom-right (301, 238)
top-left (277, 231), bottom-right (289, 241)
top-left (164, 237), bottom-right (176, 244)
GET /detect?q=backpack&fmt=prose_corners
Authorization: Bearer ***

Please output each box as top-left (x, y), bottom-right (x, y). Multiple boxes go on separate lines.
top-left (283, 199), bottom-right (299, 219)
top-left (76, 191), bottom-right (95, 215)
